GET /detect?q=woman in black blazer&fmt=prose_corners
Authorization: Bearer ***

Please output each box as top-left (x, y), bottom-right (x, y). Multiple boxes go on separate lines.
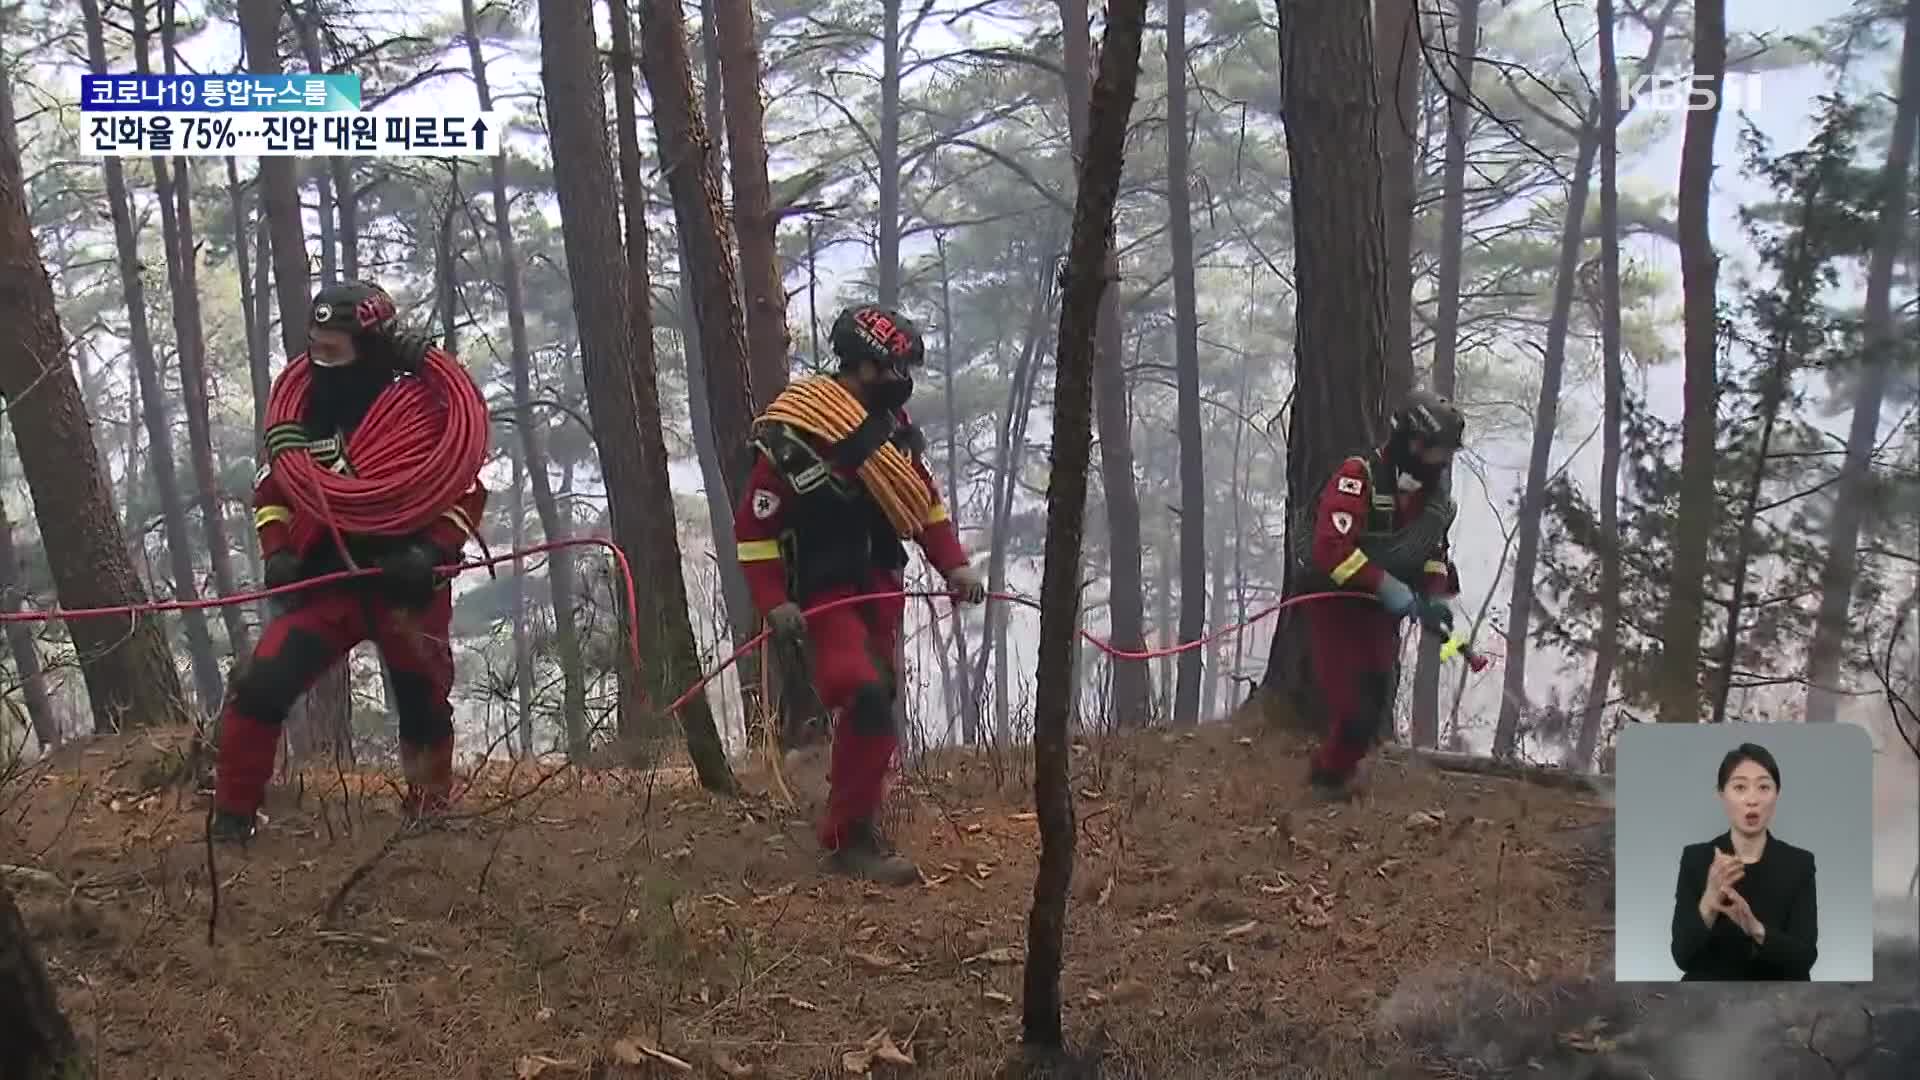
top-left (1670, 742), bottom-right (1818, 980)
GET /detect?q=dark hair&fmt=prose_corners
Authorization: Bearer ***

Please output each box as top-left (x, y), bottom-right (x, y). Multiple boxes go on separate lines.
top-left (1716, 743), bottom-right (1781, 790)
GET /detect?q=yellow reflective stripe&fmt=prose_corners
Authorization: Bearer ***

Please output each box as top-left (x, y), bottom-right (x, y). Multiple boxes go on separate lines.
top-left (925, 501), bottom-right (950, 525)
top-left (737, 539), bottom-right (782, 562)
top-left (1423, 560), bottom-right (1449, 576)
top-left (1330, 548), bottom-right (1369, 585)
top-left (255, 505), bottom-right (292, 530)
top-left (440, 506), bottom-right (476, 538)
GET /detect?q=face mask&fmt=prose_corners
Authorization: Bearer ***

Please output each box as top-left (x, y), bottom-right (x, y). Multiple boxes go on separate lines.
top-left (865, 375), bottom-right (913, 413)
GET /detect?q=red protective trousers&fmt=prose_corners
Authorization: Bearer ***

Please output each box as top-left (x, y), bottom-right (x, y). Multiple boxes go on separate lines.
top-left (214, 587), bottom-right (456, 817)
top-left (801, 571), bottom-right (907, 850)
top-left (1306, 599), bottom-right (1403, 781)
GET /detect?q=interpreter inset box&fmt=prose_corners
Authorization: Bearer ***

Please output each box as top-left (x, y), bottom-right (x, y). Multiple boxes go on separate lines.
top-left (1612, 722), bottom-right (1874, 982)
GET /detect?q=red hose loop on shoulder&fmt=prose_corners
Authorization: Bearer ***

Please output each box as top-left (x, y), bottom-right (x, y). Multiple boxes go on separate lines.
top-left (265, 347), bottom-right (489, 551)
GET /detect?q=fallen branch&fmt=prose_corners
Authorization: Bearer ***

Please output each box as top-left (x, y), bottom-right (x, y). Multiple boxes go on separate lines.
top-left (314, 928), bottom-right (446, 964)
top-left (1389, 747), bottom-right (1613, 794)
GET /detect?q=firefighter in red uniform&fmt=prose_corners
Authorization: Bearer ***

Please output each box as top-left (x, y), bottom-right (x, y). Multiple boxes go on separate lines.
top-left (733, 304), bottom-right (985, 884)
top-left (1305, 390), bottom-right (1466, 800)
top-left (211, 280), bottom-right (488, 843)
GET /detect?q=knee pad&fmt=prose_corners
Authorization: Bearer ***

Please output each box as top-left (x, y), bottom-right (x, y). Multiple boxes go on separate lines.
top-left (229, 628), bottom-right (336, 724)
top-left (389, 667), bottom-right (454, 745)
top-left (847, 681), bottom-right (895, 738)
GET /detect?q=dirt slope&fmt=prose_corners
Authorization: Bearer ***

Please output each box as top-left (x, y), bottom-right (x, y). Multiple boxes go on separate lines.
top-left (8, 723), bottom-right (1883, 1079)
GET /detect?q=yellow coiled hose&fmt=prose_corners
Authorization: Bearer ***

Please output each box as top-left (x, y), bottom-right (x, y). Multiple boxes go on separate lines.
top-left (759, 377), bottom-right (932, 537)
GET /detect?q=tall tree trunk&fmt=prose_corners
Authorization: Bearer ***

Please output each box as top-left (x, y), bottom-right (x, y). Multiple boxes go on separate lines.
top-left (1375, 0), bottom-right (1420, 405)
top-left (698, 0), bottom-right (726, 163)
top-left (539, 0), bottom-right (734, 789)
top-left (636, 0), bottom-right (757, 501)
top-left (1408, 0), bottom-right (1467, 747)
top-left (935, 232), bottom-right (977, 742)
top-left (1576, 0), bottom-right (1625, 769)
top-left (1653, 0), bottom-right (1726, 724)
top-left (1491, 126), bottom-right (1597, 758)
top-left (81, 0), bottom-right (224, 715)
top-left (1254, 0), bottom-right (1391, 724)
top-left (1804, 0), bottom-right (1919, 723)
top-left (122, 361), bottom-right (141, 551)
top-left (462, 0), bottom-right (587, 750)
top-left (712, 0), bottom-right (790, 402)
top-left (507, 441), bottom-right (534, 757)
top-left (0, 436), bottom-right (57, 748)
top-left (1060, 0), bottom-right (1153, 724)
top-left (141, 4), bottom-right (248, 655)
top-left (0, 879), bottom-right (84, 1080)
top-left (877, 0), bottom-right (902, 303)
top-left (984, 252), bottom-right (1056, 742)
top-left (226, 157), bottom-right (270, 447)
top-left (1166, 0), bottom-right (1205, 727)
top-left (0, 125), bottom-right (187, 734)
top-left (1024, 0), bottom-right (1147, 1049)
top-left (0, 51), bottom-right (55, 751)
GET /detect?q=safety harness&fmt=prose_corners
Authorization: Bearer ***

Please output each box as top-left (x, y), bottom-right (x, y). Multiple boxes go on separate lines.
top-left (754, 377), bottom-right (934, 537)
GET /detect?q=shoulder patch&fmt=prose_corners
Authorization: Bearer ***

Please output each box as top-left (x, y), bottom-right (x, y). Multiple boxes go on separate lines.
top-left (254, 463), bottom-right (271, 487)
top-left (751, 489), bottom-right (780, 520)
top-left (1336, 475), bottom-right (1365, 496)
top-left (1330, 511), bottom-right (1354, 535)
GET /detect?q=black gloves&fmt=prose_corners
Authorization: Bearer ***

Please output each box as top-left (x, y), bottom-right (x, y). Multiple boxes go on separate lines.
top-left (377, 541), bottom-right (445, 610)
top-left (1415, 595), bottom-right (1455, 638)
top-left (263, 551), bottom-right (305, 608)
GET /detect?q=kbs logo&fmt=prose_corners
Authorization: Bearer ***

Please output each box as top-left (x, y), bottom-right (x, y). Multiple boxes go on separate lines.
top-left (1623, 72), bottom-right (1764, 113)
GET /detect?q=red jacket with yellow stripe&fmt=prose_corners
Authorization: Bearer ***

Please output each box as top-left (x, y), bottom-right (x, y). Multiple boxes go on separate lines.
top-left (1311, 449), bottom-right (1459, 597)
top-left (733, 409), bottom-right (968, 616)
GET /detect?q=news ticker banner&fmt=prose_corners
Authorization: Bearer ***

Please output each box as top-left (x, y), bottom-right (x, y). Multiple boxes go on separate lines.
top-left (80, 73), bottom-right (502, 158)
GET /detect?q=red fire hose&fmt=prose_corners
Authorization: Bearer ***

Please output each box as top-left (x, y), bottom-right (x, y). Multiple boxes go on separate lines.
top-left (264, 347), bottom-right (490, 564)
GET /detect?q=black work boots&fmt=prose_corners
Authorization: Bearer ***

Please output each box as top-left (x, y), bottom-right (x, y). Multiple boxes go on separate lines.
top-left (827, 818), bottom-right (920, 886)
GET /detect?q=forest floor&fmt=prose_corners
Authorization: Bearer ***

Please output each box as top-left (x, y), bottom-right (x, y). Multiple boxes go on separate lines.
top-left (3, 721), bottom-right (1915, 1079)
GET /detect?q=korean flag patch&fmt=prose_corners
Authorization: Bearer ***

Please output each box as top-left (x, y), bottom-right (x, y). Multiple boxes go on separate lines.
top-left (1336, 475), bottom-right (1365, 496)
top-left (751, 489), bottom-right (780, 520)
top-left (1331, 511), bottom-right (1354, 535)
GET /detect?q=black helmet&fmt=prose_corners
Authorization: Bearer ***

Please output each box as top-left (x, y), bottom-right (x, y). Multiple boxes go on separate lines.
top-left (309, 279), bottom-right (399, 338)
top-left (1391, 389), bottom-right (1466, 450)
top-left (830, 304), bottom-right (924, 374)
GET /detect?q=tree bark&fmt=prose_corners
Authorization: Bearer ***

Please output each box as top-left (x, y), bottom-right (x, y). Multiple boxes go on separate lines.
top-left (82, 0), bottom-right (224, 715)
top-left (464, 0), bottom-right (589, 749)
top-left (711, 0), bottom-right (790, 402)
top-left (539, 0), bottom-right (734, 788)
top-left (1166, 0), bottom-right (1206, 727)
top-left (1024, 0), bottom-right (1147, 1049)
top-left (1059, 0), bottom-right (1153, 725)
top-left (140, 2), bottom-right (249, 656)
top-left (0, 119), bottom-right (186, 735)
top-left (1653, 0), bottom-right (1726, 724)
top-left (1576, 0), bottom-right (1624, 769)
top-left (0, 878), bottom-right (84, 1079)
top-left (1491, 127), bottom-right (1596, 758)
top-left (1254, 0), bottom-right (1392, 724)
top-left (1804, 0), bottom-right (1919, 723)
